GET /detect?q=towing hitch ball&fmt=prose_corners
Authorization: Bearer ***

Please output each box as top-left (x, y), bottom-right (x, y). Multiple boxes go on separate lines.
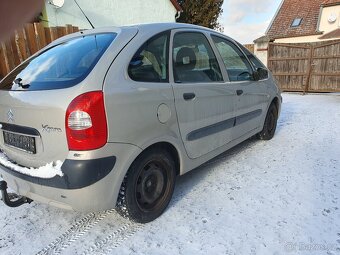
top-left (0, 181), bottom-right (33, 207)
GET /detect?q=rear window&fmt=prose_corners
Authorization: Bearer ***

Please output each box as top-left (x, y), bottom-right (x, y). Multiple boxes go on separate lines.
top-left (0, 33), bottom-right (116, 91)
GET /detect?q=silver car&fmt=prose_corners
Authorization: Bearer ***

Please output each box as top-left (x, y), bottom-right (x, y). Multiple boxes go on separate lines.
top-left (0, 23), bottom-right (281, 223)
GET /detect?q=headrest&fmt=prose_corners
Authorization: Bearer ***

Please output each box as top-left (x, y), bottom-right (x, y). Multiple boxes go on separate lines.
top-left (175, 47), bottom-right (196, 71)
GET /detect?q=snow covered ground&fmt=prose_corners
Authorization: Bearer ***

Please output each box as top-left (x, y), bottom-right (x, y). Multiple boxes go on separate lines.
top-left (0, 93), bottom-right (339, 255)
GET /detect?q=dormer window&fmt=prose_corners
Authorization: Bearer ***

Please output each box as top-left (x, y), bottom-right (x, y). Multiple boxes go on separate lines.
top-left (291, 18), bottom-right (302, 27)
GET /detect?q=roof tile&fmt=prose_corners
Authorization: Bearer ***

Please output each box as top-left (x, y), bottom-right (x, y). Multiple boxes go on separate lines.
top-left (267, 0), bottom-right (323, 40)
top-left (322, 0), bottom-right (340, 6)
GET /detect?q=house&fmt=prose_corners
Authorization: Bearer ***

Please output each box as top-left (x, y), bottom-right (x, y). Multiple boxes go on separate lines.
top-left (253, 0), bottom-right (340, 66)
top-left (41, 0), bottom-right (182, 29)
top-left (266, 0), bottom-right (340, 43)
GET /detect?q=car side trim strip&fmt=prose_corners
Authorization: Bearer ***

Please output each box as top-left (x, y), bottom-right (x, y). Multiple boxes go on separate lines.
top-left (235, 109), bottom-right (262, 126)
top-left (187, 117), bottom-right (235, 141)
top-left (186, 109), bottom-right (262, 141)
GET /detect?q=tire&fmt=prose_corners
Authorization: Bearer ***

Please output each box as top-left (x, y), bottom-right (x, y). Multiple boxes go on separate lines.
top-left (257, 103), bottom-right (278, 140)
top-left (116, 148), bottom-right (176, 223)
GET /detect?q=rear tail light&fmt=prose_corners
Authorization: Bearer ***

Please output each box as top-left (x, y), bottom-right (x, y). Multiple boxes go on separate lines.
top-left (68, 111), bottom-right (92, 130)
top-left (66, 91), bottom-right (107, 151)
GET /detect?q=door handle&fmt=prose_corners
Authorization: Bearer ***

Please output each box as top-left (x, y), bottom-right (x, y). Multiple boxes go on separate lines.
top-left (183, 93), bottom-right (196, 100)
top-left (236, 90), bottom-right (243, 96)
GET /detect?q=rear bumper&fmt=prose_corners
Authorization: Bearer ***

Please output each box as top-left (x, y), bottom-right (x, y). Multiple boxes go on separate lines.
top-left (0, 143), bottom-right (142, 211)
top-left (0, 157), bottom-right (116, 189)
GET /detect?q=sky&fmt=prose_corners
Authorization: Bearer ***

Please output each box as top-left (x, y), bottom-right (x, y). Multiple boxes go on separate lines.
top-left (220, 0), bottom-right (282, 44)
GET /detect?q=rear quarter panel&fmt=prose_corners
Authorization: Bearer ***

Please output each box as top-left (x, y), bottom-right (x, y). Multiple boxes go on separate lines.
top-left (103, 45), bottom-right (180, 139)
top-left (103, 30), bottom-right (189, 172)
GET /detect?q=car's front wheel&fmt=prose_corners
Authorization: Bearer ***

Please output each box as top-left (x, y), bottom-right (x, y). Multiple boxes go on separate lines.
top-left (257, 103), bottom-right (278, 140)
top-left (116, 148), bottom-right (176, 223)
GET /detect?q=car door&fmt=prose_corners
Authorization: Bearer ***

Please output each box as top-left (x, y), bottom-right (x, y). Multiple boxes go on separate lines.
top-left (170, 30), bottom-right (236, 159)
top-left (211, 35), bottom-right (269, 140)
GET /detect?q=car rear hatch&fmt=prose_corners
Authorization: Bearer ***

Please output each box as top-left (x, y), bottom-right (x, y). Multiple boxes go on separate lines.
top-left (0, 27), bottom-right (138, 169)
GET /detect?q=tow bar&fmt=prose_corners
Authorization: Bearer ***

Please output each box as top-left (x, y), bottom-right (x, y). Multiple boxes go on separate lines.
top-left (0, 181), bottom-right (33, 207)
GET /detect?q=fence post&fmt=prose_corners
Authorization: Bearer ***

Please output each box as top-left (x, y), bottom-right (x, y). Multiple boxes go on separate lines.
top-left (34, 22), bottom-right (47, 50)
top-left (10, 33), bottom-right (21, 66)
top-left (3, 40), bottom-right (15, 71)
top-left (44, 27), bottom-right (58, 44)
top-left (66, 24), bottom-right (73, 34)
top-left (0, 44), bottom-right (9, 78)
top-left (16, 28), bottom-right (29, 61)
top-left (304, 45), bottom-right (314, 94)
top-left (57, 26), bottom-right (67, 38)
top-left (24, 23), bottom-right (38, 55)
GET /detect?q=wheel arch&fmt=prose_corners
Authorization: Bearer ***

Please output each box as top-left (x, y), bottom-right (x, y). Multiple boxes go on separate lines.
top-left (259, 95), bottom-right (281, 130)
top-left (114, 140), bottom-right (182, 209)
top-left (271, 96), bottom-right (281, 113)
top-left (139, 142), bottom-right (181, 176)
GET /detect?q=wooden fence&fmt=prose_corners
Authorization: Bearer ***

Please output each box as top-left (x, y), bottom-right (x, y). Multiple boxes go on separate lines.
top-left (0, 23), bottom-right (79, 79)
top-left (268, 40), bottom-right (340, 92)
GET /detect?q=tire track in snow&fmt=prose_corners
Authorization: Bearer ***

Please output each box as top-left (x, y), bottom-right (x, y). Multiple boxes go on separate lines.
top-left (81, 222), bottom-right (143, 255)
top-left (36, 209), bottom-right (116, 255)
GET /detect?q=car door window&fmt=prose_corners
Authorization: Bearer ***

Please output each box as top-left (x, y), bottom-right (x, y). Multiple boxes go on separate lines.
top-left (128, 32), bottom-right (169, 82)
top-left (236, 43), bottom-right (269, 80)
top-left (173, 32), bottom-right (223, 83)
top-left (239, 44), bottom-right (265, 69)
top-left (212, 36), bottom-right (254, 82)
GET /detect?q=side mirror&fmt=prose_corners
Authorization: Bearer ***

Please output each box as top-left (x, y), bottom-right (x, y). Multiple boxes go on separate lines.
top-left (252, 71), bottom-right (260, 81)
top-left (256, 67), bottom-right (268, 80)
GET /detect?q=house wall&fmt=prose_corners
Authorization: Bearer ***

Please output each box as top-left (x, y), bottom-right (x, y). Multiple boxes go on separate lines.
top-left (319, 5), bottom-right (340, 33)
top-left (44, 0), bottom-right (177, 29)
top-left (274, 33), bottom-right (338, 43)
top-left (274, 35), bottom-right (321, 43)
top-left (254, 42), bottom-right (269, 67)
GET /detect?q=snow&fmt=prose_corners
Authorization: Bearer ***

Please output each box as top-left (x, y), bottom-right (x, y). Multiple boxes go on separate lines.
top-left (0, 151), bottom-right (63, 178)
top-left (0, 93), bottom-right (339, 255)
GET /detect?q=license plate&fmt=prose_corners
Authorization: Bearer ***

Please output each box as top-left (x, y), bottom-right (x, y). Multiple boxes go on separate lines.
top-left (3, 131), bottom-right (36, 154)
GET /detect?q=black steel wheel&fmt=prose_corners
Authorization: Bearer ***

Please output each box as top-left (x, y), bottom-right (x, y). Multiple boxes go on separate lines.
top-left (257, 103), bottom-right (278, 140)
top-left (116, 147), bottom-right (176, 223)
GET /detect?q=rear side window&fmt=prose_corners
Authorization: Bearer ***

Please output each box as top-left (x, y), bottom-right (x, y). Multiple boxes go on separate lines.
top-left (128, 32), bottom-right (169, 83)
top-left (0, 33), bottom-right (116, 91)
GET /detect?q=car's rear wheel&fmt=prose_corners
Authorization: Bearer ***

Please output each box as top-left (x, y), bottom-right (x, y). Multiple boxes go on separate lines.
top-left (116, 148), bottom-right (176, 223)
top-left (257, 103), bottom-right (278, 140)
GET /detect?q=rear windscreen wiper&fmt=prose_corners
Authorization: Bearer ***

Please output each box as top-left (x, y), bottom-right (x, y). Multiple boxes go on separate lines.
top-left (14, 78), bottom-right (30, 89)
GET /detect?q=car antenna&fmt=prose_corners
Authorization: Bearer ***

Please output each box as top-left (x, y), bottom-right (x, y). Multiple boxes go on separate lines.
top-left (73, 0), bottom-right (95, 29)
